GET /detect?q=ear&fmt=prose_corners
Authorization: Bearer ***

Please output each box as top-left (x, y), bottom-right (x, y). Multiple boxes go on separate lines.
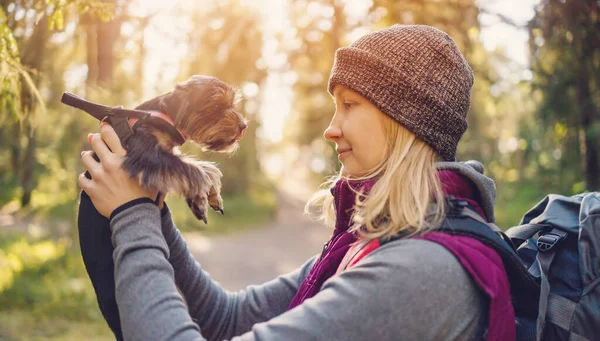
top-left (159, 95), bottom-right (173, 114)
top-left (135, 92), bottom-right (171, 111)
top-left (160, 90), bottom-right (188, 121)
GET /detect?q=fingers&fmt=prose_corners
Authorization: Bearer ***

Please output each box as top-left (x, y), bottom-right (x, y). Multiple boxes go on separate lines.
top-left (89, 132), bottom-right (112, 163)
top-left (81, 150), bottom-right (102, 178)
top-left (77, 172), bottom-right (94, 194)
top-left (100, 123), bottom-right (127, 157)
top-left (88, 123), bottom-right (126, 163)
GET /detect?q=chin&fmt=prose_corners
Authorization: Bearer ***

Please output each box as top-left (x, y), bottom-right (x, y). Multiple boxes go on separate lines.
top-left (340, 165), bottom-right (359, 178)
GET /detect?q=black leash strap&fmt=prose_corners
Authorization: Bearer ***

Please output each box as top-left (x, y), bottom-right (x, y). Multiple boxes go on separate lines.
top-left (103, 115), bottom-right (134, 143)
top-left (61, 92), bottom-right (185, 145)
top-left (61, 92), bottom-right (148, 142)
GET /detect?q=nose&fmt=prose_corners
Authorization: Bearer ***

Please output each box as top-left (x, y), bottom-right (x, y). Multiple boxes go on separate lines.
top-left (323, 118), bottom-right (341, 142)
top-left (236, 125), bottom-right (248, 141)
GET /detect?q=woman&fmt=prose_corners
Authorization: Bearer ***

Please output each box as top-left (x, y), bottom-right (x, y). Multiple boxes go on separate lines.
top-left (79, 25), bottom-right (514, 340)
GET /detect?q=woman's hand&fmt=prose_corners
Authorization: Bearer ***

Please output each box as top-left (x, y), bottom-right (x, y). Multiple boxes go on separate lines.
top-left (78, 123), bottom-right (158, 218)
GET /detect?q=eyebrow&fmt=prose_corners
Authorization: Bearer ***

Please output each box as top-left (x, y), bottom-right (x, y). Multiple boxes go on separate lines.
top-left (333, 87), bottom-right (349, 98)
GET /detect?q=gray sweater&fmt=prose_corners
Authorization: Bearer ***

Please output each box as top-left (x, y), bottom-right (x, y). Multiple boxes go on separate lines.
top-left (109, 203), bottom-right (486, 341)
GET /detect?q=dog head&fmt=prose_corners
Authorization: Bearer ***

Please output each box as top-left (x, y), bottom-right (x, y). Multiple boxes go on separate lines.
top-left (150, 75), bottom-right (248, 153)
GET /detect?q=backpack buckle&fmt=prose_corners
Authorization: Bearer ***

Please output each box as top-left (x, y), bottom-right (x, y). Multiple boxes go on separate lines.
top-left (536, 230), bottom-right (566, 252)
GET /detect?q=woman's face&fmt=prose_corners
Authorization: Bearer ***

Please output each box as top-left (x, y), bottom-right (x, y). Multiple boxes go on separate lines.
top-left (324, 85), bottom-right (388, 177)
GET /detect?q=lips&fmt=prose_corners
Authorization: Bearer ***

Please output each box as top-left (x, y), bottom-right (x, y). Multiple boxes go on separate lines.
top-left (337, 148), bottom-right (352, 160)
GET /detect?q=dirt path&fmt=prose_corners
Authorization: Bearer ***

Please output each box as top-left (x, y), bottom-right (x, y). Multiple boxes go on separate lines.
top-left (182, 189), bottom-right (331, 291)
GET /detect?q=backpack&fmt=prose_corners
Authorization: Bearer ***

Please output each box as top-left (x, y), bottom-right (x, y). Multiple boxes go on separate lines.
top-left (505, 193), bottom-right (600, 341)
top-left (339, 194), bottom-right (600, 341)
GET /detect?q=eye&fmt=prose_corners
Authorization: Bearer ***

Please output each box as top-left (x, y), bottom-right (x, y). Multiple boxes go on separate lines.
top-left (343, 101), bottom-right (357, 110)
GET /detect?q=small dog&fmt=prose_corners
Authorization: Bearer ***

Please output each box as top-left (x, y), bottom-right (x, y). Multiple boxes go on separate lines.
top-left (64, 75), bottom-right (247, 223)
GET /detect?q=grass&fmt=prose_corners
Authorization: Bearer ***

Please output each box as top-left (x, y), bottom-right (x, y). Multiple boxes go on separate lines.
top-left (0, 230), bottom-right (113, 341)
top-left (167, 185), bottom-right (278, 235)
top-left (0, 182), bottom-right (278, 341)
top-left (0, 310), bottom-right (113, 341)
top-left (6, 180), bottom-right (278, 236)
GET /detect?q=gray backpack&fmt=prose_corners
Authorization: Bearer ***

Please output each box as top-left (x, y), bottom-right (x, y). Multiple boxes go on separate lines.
top-left (505, 193), bottom-right (600, 341)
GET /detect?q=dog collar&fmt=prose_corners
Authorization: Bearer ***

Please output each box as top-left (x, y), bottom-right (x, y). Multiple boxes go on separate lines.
top-left (128, 111), bottom-right (188, 145)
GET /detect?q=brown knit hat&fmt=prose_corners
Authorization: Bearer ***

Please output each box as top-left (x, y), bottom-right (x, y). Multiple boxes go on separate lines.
top-left (328, 25), bottom-right (474, 162)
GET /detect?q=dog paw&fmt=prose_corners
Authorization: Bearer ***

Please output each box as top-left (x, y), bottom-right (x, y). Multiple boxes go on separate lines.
top-left (187, 196), bottom-right (208, 224)
top-left (199, 163), bottom-right (224, 214)
top-left (208, 186), bottom-right (224, 215)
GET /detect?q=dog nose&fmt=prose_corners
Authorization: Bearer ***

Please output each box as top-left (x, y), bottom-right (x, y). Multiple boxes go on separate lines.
top-left (236, 126), bottom-right (247, 141)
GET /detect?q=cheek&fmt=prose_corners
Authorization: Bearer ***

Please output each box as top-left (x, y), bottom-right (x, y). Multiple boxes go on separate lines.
top-left (359, 138), bottom-right (386, 168)
top-left (358, 122), bottom-right (386, 165)
top-left (342, 125), bottom-right (386, 175)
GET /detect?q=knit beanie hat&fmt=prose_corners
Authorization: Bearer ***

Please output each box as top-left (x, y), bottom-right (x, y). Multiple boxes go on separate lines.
top-left (328, 25), bottom-right (474, 162)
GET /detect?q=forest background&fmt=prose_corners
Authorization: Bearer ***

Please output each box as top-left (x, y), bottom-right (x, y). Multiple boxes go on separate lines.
top-left (0, 0), bottom-right (598, 339)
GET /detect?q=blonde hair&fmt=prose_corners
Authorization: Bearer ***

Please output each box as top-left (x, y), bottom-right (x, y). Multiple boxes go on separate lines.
top-left (306, 113), bottom-right (446, 240)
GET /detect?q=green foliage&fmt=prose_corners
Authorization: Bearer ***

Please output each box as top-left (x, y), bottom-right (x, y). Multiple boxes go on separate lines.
top-left (494, 182), bottom-right (546, 229)
top-left (528, 0), bottom-right (600, 190)
top-left (0, 236), bottom-right (65, 294)
top-left (168, 180), bottom-right (278, 235)
top-left (0, 7), bottom-right (44, 123)
top-left (0, 182), bottom-right (276, 338)
top-left (0, 232), bottom-right (99, 318)
top-left (1, 0), bottom-right (112, 123)
top-left (282, 0), bottom-right (346, 145)
top-left (0, 311), bottom-right (113, 341)
top-left (0, 0), bottom-right (272, 338)
top-left (46, 0), bottom-right (115, 30)
top-left (0, 231), bottom-right (111, 340)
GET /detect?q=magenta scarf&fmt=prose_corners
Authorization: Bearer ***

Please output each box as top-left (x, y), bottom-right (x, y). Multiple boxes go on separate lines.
top-left (287, 178), bottom-right (377, 310)
top-left (286, 171), bottom-right (515, 340)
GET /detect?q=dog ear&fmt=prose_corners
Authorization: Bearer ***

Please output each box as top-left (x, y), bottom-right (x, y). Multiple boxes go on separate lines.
top-left (135, 92), bottom-right (170, 112)
top-left (158, 94), bottom-right (174, 114)
top-left (160, 88), bottom-right (189, 122)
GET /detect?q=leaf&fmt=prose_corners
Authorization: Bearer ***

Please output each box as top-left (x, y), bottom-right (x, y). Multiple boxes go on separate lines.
top-left (48, 10), bottom-right (64, 31)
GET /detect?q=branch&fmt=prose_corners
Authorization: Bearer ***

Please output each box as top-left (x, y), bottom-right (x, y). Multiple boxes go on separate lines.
top-left (479, 8), bottom-right (527, 29)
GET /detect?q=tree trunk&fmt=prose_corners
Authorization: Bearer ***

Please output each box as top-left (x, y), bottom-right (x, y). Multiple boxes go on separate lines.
top-left (97, 0), bottom-right (120, 88)
top-left (576, 64), bottom-right (600, 190)
top-left (83, 0), bottom-right (120, 88)
top-left (133, 16), bottom-right (149, 99)
top-left (85, 19), bottom-right (99, 86)
top-left (574, 4), bottom-right (600, 191)
top-left (9, 123), bottom-right (20, 175)
top-left (17, 16), bottom-right (48, 207)
top-left (20, 123), bottom-right (36, 206)
top-left (96, 18), bottom-right (119, 87)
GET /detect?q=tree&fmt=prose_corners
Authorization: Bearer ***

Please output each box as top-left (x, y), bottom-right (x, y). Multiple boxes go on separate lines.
top-left (182, 0), bottom-right (267, 195)
top-left (528, 0), bottom-right (600, 191)
top-left (0, 0), bottom-right (113, 207)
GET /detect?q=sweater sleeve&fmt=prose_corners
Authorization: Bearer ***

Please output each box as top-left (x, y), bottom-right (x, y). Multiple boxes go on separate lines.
top-left (112, 203), bottom-right (485, 341)
top-left (158, 204), bottom-right (315, 341)
top-left (111, 202), bottom-right (201, 341)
